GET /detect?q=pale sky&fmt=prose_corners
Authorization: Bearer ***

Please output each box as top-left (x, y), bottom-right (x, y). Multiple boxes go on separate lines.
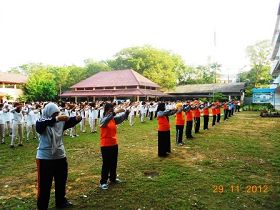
top-left (0, 0), bottom-right (279, 75)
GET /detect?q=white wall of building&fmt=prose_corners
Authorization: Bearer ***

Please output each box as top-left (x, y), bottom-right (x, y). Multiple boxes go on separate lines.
top-left (0, 87), bottom-right (24, 101)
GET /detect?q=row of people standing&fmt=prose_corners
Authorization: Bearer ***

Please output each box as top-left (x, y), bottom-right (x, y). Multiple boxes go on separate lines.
top-left (157, 100), bottom-right (240, 157)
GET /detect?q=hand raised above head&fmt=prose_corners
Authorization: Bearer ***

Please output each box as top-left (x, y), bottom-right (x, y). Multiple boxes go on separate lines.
top-left (76, 115), bottom-right (82, 121)
top-left (56, 115), bottom-right (70, 122)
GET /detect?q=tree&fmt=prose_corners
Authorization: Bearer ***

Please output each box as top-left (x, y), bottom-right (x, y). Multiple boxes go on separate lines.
top-left (107, 46), bottom-right (186, 90)
top-left (83, 59), bottom-right (111, 78)
top-left (177, 62), bottom-right (220, 85)
top-left (24, 68), bottom-right (57, 101)
top-left (238, 40), bottom-right (272, 96)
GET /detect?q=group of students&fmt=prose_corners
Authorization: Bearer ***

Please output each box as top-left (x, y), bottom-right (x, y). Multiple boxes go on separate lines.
top-left (0, 100), bottom-right (165, 148)
top-left (156, 100), bottom-right (240, 157)
top-left (0, 99), bottom-right (240, 209)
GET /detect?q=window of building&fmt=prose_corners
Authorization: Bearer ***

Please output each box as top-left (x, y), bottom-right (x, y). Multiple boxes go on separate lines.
top-left (127, 86), bottom-right (137, 89)
top-left (4, 84), bottom-right (14, 88)
top-left (95, 87), bottom-right (104, 90)
top-left (139, 86), bottom-right (146, 89)
top-left (85, 87), bottom-right (93, 90)
top-left (104, 86), bottom-right (114, 90)
top-left (116, 86), bottom-right (126, 89)
top-left (77, 88), bottom-right (84, 91)
top-left (151, 87), bottom-right (156, 90)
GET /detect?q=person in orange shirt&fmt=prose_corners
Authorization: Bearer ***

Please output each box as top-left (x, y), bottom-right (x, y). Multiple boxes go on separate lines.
top-left (185, 101), bottom-right (194, 139)
top-left (193, 100), bottom-right (201, 133)
top-left (203, 102), bottom-right (210, 130)
top-left (175, 102), bottom-right (185, 146)
top-left (223, 102), bottom-right (228, 120)
top-left (211, 103), bottom-right (216, 126)
top-left (99, 103), bottom-right (129, 190)
top-left (156, 102), bottom-right (176, 157)
top-left (216, 101), bottom-right (221, 124)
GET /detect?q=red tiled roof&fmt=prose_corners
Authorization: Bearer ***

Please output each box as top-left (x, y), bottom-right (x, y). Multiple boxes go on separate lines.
top-left (0, 72), bottom-right (28, 84)
top-left (71, 69), bottom-right (160, 88)
top-left (60, 89), bottom-right (166, 97)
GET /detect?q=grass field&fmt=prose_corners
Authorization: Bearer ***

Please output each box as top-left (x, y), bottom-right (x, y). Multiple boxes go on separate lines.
top-left (0, 111), bottom-right (279, 210)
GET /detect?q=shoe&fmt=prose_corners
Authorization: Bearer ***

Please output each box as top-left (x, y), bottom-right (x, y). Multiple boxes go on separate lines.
top-left (56, 200), bottom-right (73, 208)
top-left (110, 178), bottom-right (122, 184)
top-left (1, 141), bottom-right (5, 144)
top-left (99, 183), bottom-right (109, 190)
top-left (18, 144), bottom-right (23, 146)
top-left (178, 143), bottom-right (183, 146)
top-left (10, 145), bottom-right (15, 148)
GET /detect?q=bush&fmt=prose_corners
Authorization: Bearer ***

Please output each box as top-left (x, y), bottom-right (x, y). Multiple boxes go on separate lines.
top-left (242, 103), bottom-right (273, 111)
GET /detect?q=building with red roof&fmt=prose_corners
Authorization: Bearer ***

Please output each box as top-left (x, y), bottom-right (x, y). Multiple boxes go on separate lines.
top-left (0, 72), bottom-right (28, 102)
top-left (60, 69), bottom-right (166, 102)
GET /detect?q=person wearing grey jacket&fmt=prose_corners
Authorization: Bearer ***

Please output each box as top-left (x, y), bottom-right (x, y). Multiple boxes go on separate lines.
top-left (36, 102), bottom-right (81, 210)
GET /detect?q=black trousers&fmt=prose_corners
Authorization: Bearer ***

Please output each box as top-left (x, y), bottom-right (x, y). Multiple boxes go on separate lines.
top-left (224, 110), bottom-right (228, 120)
top-left (194, 117), bottom-right (200, 133)
top-left (158, 130), bottom-right (171, 156)
top-left (217, 113), bottom-right (221, 123)
top-left (149, 112), bottom-right (154, 120)
top-left (175, 125), bottom-right (184, 144)
top-left (100, 145), bottom-right (118, 184)
top-left (203, 115), bottom-right (209, 130)
top-left (212, 115), bottom-right (216, 126)
top-left (186, 121), bottom-right (193, 138)
top-left (36, 158), bottom-right (68, 210)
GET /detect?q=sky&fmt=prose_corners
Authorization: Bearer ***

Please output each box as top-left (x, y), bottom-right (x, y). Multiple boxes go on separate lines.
top-left (0, 0), bottom-right (279, 75)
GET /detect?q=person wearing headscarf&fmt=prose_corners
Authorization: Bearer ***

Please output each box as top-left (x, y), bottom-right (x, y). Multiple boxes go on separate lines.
top-left (175, 102), bottom-right (185, 146)
top-left (193, 100), bottom-right (201, 133)
top-left (185, 100), bottom-right (194, 139)
top-left (99, 102), bottom-right (130, 190)
top-left (203, 102), bottom-right (210, 130)
top-left (156, 102), bottom-right (177, 157)
top-left (36, 102), bottom-right (82, 210)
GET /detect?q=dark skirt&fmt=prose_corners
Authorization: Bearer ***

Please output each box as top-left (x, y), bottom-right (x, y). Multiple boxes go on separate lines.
top-left (158, 130), bottom-right (171, 157)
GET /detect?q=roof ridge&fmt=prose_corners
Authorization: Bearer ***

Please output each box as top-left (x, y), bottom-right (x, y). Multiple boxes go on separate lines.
top-left (130, 69), bottom-right (141, 86)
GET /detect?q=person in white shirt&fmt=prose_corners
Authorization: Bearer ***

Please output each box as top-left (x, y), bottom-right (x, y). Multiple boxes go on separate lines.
top-left (3, 103), bottom-right (12, 136)
top-left (79, 104), bottom-right (86, 133)
top-left (128, 102), bottom-right (137, 126)
top-left (0, 103), bottom-right (5, 144)
top-left (139, 101), bottom-right (146, 123)
top-left (10, 103), bottom-right (24, 147)
top-left (69, 104), bottom-right (79, 137)
top-left (24, 104), bottom-right (37, 141)
top-left (88, 102), bottom-right (98, 133)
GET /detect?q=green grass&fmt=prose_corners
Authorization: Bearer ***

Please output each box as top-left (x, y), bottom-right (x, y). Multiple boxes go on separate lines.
top-left (0, 111), bottom-right (279, 210)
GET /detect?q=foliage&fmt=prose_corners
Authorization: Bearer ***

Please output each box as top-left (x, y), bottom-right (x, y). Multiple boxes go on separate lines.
top-left (5, 94), bottom-right (13, 101)
top-left (107, 46), bottom-right (185, 89)
top-left (177, 62), bottom-right (221, 85)
top-left (239, 40), bottom-right (272, 96)
top-left (24, 68), bottom-right (57, 101)
top-left (210, 92), bottom-right (227, 102)
top-left (17, 95), bottom-right (27, 103)
top-left (83, 59), bottom-right (112, 78)
top-left (242, 103), bottom-right (274, 111)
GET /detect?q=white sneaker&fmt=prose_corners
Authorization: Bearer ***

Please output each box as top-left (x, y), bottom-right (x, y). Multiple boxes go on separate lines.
top-left (99, 183), bottom-right (109, 190)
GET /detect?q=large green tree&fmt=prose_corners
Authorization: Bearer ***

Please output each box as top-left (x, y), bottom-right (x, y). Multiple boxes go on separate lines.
top-left (24, 68), bottom-right (57, 101)
top-left (238, 40), bottom-right (272, 96)
top-left (177, 62), bottom-right (221, 85)
top-left (83, 59), bottom-right (111, 78)
top-left (107, 46), bottom-right (186, 90)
